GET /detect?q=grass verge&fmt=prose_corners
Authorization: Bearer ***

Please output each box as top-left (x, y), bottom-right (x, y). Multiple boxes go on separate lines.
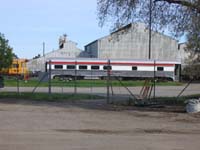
top-left (0, 92), bottom-right (199, 106)
top-left (0, 92), bottom-right (103, 102)
top-left (4, 77), bottom-right (183, 87)
top-left (148, 94), bottom-right (200, 106)
top-left (112, 94), bottom-right (200, 106)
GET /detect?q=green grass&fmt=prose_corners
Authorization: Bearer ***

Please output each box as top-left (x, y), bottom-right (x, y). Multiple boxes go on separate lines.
top-left (3, 77), bottom-right (183, 87)
top-left (120, 94), bottom-right (200, 107)
top-left (147, 94), bottom-right (200, 106)
top-left (0, 92), bottom-right (199, 106)
top-left (0, 92), bottom-right (102, 102)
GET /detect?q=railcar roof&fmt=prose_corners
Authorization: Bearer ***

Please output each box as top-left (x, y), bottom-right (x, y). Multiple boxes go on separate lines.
top-left (47, 57), bottom-right (181, 64)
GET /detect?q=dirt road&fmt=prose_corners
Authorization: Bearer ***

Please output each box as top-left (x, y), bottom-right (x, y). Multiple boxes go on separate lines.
top-left (0, 99), bottom-right (200, 150)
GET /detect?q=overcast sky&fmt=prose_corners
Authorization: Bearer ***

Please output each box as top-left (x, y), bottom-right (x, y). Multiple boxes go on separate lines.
top-left (0, 0), bottom-right (110, 59)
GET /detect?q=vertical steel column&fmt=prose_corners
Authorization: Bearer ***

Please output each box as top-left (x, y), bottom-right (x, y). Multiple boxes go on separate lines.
top-left (149, 0), bottom-right (152, 60)
top-left (107, 59), bottom-right (111, 104)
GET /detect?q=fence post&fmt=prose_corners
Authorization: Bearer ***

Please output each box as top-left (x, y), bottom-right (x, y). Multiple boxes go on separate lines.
top-left (107, 59), bottom-right (111, 104)
top-left (153, 60), bottom-right (156, 100)
top-left (48, 60), bottom-right (52, 95)
top-left (74, 60), bottom-right (77, 95)
top-left (17, 60), bottom-right (19, 94)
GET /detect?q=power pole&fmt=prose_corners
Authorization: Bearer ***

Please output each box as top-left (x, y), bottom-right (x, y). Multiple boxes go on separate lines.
top-left (149, 0), bottom-right (152, 60)
top-left (43, 42), bottom-right (45, 57)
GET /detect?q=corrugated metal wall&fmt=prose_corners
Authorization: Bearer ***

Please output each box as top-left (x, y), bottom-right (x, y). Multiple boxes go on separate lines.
top-left (85, 23), bottom-right (180, 61)
top-left (27, 40), bottom-right (82, 72)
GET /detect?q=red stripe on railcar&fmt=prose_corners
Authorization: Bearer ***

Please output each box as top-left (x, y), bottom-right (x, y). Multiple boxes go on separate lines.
top-left (49, 61), bottom-right (175, 67)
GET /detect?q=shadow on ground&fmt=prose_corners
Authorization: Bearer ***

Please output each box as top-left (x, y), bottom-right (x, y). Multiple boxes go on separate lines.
top-left (0, 97), bottom-right (186, 113)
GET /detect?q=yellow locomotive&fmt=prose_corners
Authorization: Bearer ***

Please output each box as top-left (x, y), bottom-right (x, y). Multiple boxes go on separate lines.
top-left (0, 59), bottom-right (29, 80)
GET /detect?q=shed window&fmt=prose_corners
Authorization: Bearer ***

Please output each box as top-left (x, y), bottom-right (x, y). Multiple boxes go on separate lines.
top-left (157, 67), bottom-right (164, 71)
top-left (79, 65), bottom-right (88, 70)
top-left (132, 66), bottom-right (137, 70)
top-left (67, 65), bottom-right (75, 69)
top-left (103, 66), bottom-right (112, 70)
top-left (54, 65), bottom-right (63, 69)
top-left (91, 66), bottom-right (100, 70)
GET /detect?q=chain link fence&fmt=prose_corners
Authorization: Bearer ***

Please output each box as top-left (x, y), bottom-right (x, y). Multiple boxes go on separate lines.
top-left (0, 63), bottom-right (200, 106)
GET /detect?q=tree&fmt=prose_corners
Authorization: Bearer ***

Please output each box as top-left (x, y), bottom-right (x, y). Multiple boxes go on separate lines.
top-left (182, 14), bottom-right (200, 79)
top-left (12, 53), bottom-right (18, 59)
top-left (97, 0), bottom-right (200, 79)
top-left (97, 0), bottom-right (199, 34)
top-left (0, 33), bottom-right (13, 70)
top-left (186, 14), bottom-right (200, 52)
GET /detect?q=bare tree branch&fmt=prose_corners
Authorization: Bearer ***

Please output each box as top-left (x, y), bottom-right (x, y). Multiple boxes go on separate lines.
top-left (154, 0), bottom-right (200, 13)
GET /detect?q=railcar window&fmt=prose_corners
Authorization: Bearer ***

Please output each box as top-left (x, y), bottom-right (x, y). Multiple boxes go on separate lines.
top-left (91, 66), bottom-right (100, 70)
top-left (132, 66), bottom-right (137, 70)
top-left (103, 66), bottom-right (112, 70)
top-left (79, 65), bottom-right (88, 70)
top-left (157, 67), bottom-right (164, 71)
top-left (54, 65), bottom-right (63, 69)
top-left (67, 65), bottom-right (75, 69)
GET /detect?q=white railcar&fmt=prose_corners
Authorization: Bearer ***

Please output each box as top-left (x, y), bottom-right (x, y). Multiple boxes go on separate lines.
top-left (46, 58), bottom-right (181, 81)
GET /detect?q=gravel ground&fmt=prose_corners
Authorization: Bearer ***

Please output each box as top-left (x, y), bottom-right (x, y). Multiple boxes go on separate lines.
top-left (0, 99), bottom-right (200, 150)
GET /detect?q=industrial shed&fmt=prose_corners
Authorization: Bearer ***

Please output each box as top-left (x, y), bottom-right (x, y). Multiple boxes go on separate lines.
top-left (27, 35), bottom-right (82, 72)
top-left (84, 23), bottom-right (180, 61)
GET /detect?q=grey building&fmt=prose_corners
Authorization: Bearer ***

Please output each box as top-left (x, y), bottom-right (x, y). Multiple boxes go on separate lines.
top-left (27, 35), bottom-right (82, 72)
top-left (84, 23), bottom-right (180, 61)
